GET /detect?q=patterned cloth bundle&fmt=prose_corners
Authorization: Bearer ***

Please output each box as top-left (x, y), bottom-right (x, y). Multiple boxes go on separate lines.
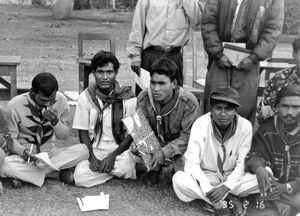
top-left (123, 109), bottom-right (161, 171)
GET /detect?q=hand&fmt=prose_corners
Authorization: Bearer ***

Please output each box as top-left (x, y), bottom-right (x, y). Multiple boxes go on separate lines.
top-left (260, 105), bottom-right (274, 119)
top-left (256, 167), bottom-right (278, 197)
top-left (149, 149), bottom-right (165, 171)
top-left (98, 154), bottom-right (116, 173)
top-left (238, 57), bottom-right (255, 71)
top-left (263, 181), bottom-right (286, 200)
top-left (88, 157), bottom-right (102, 172)
top-left (21, 148), bottom-right (36, 163)
top-left (131, 60), bottom-right (141, 76)
top-left (206, 185), bottom-right (230, 203)
top-left (217, 55), bottom-right (233, 68)
top-left (42, 108), bottom-right (59, 125)
top-left (130, 142), bottom-right (140, 156)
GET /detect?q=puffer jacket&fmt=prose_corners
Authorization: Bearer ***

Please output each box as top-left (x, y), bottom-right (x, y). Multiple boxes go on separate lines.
top-left (201, 0), bottom-right (284, 63)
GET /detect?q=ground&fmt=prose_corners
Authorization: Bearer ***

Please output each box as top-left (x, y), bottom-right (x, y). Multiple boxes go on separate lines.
top-left (0, 4), bottom-right (293, 216)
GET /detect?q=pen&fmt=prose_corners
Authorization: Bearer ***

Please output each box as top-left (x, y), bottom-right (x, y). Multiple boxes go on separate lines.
top-left (27, 144), bottom-right (33, 163)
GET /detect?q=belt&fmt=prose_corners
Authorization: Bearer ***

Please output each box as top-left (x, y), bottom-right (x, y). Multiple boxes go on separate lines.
top-left (147, 46), bottom-right (181, 53)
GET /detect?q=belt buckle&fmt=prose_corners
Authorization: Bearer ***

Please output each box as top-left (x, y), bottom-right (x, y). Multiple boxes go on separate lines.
top-left (164, 47), bottom-right (171, 52)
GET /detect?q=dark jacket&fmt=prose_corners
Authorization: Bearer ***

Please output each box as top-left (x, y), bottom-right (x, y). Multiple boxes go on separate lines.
top-left (201, 0), bottom-right (284, 63)
top-left (137, 87), bottom-right (200, 159)
top-left (245, 117), bottom-right (300, 191)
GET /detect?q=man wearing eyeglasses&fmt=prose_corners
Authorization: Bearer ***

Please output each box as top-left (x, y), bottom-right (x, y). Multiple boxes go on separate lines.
top-left (2, 72), bottom-right (89, 187)
top-left (72, 51), bottom-right (137, 187)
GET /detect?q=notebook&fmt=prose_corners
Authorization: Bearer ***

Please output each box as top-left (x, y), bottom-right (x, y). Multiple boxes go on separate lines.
top-left (135, 68), bottom-right (150, 90)
top-left (223, 43), bottom-right (251, 67)
top-left (77, 192), bottom-right (109, 212)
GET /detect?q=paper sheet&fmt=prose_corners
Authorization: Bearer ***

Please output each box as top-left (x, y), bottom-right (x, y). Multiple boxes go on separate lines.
top-left (34, 152), bottom-right (59, 171)
top-left (135, 68), bottom-right (150, 89)
top-left (77, 192), bottom-right (109, 212)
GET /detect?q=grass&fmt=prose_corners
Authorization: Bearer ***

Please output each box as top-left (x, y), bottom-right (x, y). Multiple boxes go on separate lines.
top-left (0, 3), bottom-right (291, 216)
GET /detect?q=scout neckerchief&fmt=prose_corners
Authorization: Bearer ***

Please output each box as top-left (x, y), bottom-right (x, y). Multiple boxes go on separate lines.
top-left (147, 86), bottom-right (180, 144)
top-left (275, 115), bottom-right (300, 182)
top-left (212, 114), bottom-right (238, 176)
top-left (28, 90), bottom-right (56, 153)
top-left (87, 81), bottom-right (135, 144)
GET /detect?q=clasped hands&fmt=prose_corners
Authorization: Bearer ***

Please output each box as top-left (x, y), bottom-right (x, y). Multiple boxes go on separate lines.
top-left (217, 55), bottom-right (255, 71)
top-left (256, 167), bottom-right (286, 199)
top-left (89, 154), bottom-right (116, 173)
top-left (42, 107), bottom-right (59, 126)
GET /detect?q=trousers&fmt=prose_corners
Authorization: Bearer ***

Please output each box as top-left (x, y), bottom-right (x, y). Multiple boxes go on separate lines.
top-left (2, 144), bottom-right (89, 187)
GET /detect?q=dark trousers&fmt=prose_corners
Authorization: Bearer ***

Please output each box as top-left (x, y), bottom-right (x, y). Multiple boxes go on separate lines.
top-left (203, 61), bottom-right (260, 124)
top-left (135, 47), bottom-right (183, 96)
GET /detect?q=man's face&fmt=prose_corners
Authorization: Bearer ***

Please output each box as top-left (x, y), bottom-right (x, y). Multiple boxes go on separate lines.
top-left (150, 72), bottom-right (176, 103)
top-left (211, 102), bottom-right (236, 127)
top-left (34, 90), bottom-right (56, 108)
top-left (93, 63), bottom-right (117, 91)
top-left (278, 96), bottom-right (300, 128)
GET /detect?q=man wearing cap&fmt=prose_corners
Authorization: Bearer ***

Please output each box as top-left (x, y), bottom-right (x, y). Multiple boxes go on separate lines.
top-left (258, 37), bottom-right (300, 123)
top-left (173, 86), bottom-right (257, 215)
top-left (246, 84), bottom-right (300, 216)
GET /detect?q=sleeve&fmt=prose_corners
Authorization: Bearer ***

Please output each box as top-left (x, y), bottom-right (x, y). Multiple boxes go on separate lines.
top-left (245, 124), bottom-right (274, 174)
top-left (126, 0), bottom-right (147, 62)
top-left (5, 103), bottom-right (26, 155)
top-left (201, 0), bottom-right (224, 60)
top-left (161, 96), bottom-right (201, 159)
top-left (72, 92), bottom-right (90, 130)
top-left (184, 118), bottom-right (214, 194)
top-left (257, 75), bottom-right (278, 121)
top-left (251, 0), bottom-right (284, 61)
top-left (53, 94), bottom-right (71, 140)
top-left (223, 121), bottom-right (253, 191)
top-left (182, 0), bottom-right (202, 28)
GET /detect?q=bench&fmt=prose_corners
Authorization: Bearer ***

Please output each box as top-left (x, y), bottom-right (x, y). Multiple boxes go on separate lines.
top-left (0, 56), bottom-right (21, 99)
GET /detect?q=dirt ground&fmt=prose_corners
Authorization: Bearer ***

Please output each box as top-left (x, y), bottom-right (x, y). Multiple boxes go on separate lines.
top-left (0, 3), bottom-right (293, 216)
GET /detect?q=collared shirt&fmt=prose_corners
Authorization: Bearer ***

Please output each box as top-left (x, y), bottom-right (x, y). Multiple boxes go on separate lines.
top-left (257, 66), bottom-right (300, 121)
top-left (184, 113), bottom-right (252, 193)
top-left (126, 0), bottom-right (202, 62)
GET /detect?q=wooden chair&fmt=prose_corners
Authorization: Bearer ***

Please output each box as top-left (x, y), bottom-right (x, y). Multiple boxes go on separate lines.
top-left (0, 56), bottom-right (21, 99)
top-left (77, 32), bottom-right (116, 91)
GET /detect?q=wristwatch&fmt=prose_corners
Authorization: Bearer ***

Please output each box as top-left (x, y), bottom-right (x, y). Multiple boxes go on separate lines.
top-left (286, 183), bottom-right (293, 194)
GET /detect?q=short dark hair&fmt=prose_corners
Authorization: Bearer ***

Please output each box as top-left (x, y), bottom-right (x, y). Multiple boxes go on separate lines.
top-left (276, 84), bottom-right (300, 106)
top-left (149, 57), bottom-right (178, 82)
top-left (91, 50), bottom-right (120, 72)
top-left (31, 72), bottom-right (58, 96)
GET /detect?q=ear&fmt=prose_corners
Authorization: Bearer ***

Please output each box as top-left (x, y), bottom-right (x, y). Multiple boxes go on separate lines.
top-left (171, 79), bottom-right (178, 88)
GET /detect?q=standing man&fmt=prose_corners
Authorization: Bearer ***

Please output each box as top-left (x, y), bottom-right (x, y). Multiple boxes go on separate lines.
top-left (2, 72), bottom-right (89, 187)
top-left (173, 86), bottom-right (257, 215)
top-left (126, 0), bottom-right (202, 95)
top-left (257, 38), bottom-right (300, 122)
top-left (246, 84), bottom-right (300, 216)
top-left (73, 51), bottom-right (137, 187)
top-left (201, 0), bottom-right (284, 123)
top-left (132, 57), bottom-right (200, 185)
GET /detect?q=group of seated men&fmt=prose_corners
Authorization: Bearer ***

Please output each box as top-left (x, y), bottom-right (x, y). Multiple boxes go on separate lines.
top-left (0, 38), bottom-right (299, 216)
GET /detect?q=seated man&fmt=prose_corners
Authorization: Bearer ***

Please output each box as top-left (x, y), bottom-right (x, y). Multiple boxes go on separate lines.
top-left (132, 57), bottom-right (201, 185)
top-left (173, 86), bottom-right (257, 215)
top-left (2, 72), bottom-right (89, 187)
top-left (246, 84), bottom-right (300, 216)
top-left (73, 51), bottom-right (137, 187)
top-left (0, 108), bottom-right (13, 194)
top-left (257, 37), bottom-right (300, 122)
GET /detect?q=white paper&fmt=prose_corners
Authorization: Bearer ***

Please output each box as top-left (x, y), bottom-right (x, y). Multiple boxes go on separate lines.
top-left (135, 68), bottom-right (150, 89)
top-left (34, 152), bottom-right (59, 171)
top-left (77, 192), bottom-right (109, 212)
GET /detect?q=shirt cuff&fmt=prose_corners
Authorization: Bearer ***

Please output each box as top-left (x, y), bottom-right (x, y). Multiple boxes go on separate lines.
top-left (161, 146), bottom-right (173, 159)
top-left (248, 54), bottom-right (260, 64)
